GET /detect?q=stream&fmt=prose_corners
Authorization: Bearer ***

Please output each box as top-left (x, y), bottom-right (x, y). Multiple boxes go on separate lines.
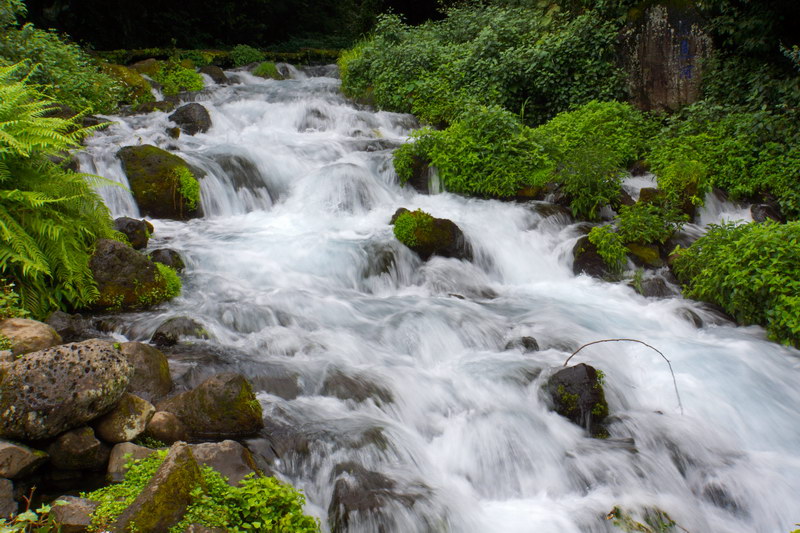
top-left (78, 66), bottom-right (800, 533)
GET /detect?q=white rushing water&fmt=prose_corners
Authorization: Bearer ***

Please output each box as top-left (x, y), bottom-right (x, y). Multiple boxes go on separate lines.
top-left (81, 69), bottom-right (800, 533)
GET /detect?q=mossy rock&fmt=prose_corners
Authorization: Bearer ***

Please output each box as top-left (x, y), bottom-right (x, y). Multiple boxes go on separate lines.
top-left (252, 61), bottom-right (283, 80)
top-left (626, 242), bottom-right (664, 268)
top-left (129, 58), bottom-right (162, 77)
top-left (103, 63), bottom-right (155, 107)
top-left (391, 208), bottom-right (471, 261)
top-left (117, 144), bottom-right (201, 220)
top-left (547, 363), bottom-right (609, 437)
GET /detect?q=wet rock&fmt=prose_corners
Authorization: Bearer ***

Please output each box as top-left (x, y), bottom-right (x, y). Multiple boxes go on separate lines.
top-left (751, 203), bottom-right (784, 223)
top-left (677, 307), bottom-right (704, 328)
top-left (124, 100), bottom-right (176, 115)
top-left (0, 441), bottom-right (48, 479)
top-left (94, 393), bottom-right (156, 443)
top-left (625, 243), bottom-right (664, 268)
top-left (391, 208), bottom-right (472, 261)
top-left (130, 58), bottom-right (161, 77)
top-left (637, 187), bottom-right (665, 204)
top-left (631, 276), bottom-right (674, 298)
top-left (45, 311), bottom-right (89, 343)
top-left (117, 144), bottom-right (200, 220)
top-left (169, 103), bottom-right (212, 136)
top-left (504, 336), bottom-right (540, 353)
top-left (149, 248), bottom-right (186, 273)
top-left (399, 154), bottom-right (432, 194)
top-left (249, 373), bottom-right (301, 400)
top-left (0, 339), bottom-right (133, 440)
top-left (167, 126), bottom-right (181, 138)
top-left (114, 442), bottom-right (202, 532)
top-left (0, 478), bottom-right (16, 518)
top-left (144, 411), bottom-right (191, 444)
top-left (157, 373), bottom-right (264, 440)
top-left (547, 363), bottom-right (609, 437)
top-left (191, 440), bottom-right (261, 486)
top-left (47, 427), bottom-right (110, 471)
top-left (107, 442), bottom-right (157, 482)
top-left (572, 236), bottom-right (612, 279)
top-left (151, 317), bottom-right (209, 347)
top-left (90, 239), bottom-right (177, 311)
top-left (199, 65), bottom-right (229, 85)
top-left (120, 342), bottom-right (173, 403)
top-left (114, 216), bottom-right (153, 250)
top-left (615, 188), bottom-right (636, 207)
top-left (0, 318), bottom-right (61, 356)
top-left (322, 370), bottom-right (393, 405)
top-left (50, 495), bottom-right (99, 533)
top-left (389, 207), bottom-right (409, 225)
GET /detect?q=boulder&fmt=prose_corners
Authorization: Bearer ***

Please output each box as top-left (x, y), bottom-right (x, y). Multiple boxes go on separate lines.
top-left (149, 248), bottom-right (186, 273)
top-left (0, 339), bottom-right (133, 440)
top-left (169, 103), bottom-right (212, 136)
top-left (322, 370), bottom-right (393, 405)
top-left (572, 236), bottom-right (613, 279)
top-left (114, 217), bottom-right (153, 250)
top-left (625, 243), bottom-right (664, 268)
top-left (547, 363), bottom-right (609, 437)
top-left (50, 496), bottom-right (99, 533)
top-left (637, 187), bottom-right (665, 204)
top-left (199, 65), bottom-right (229, 85)
top-left (129, 101), bottom-right (176, 115)
top-left (190, 440), bottom-right (260, 486)
top-left (391, 209), bottom-right (472, 261)
top-left (751, 203), bottom-right (784, 223)
top-left (0, 440), bottom-right (48, 479)
top-left (45, 311), bottom-right (89, 343)
top-left (504, 336), bottom-right (539, 353)
top-left (89, 239), bottom-right (175, 311)
top-left (632, 277), bottom-right (674, 298)
top-left (94, 393), bottom-right (156, 444)
top-left (47, 427), bottom-right (111, 471)
top-left (103, 64), bottom-right (154, 107)
top-left (151, 317), bottom-right (209, 347)
top-left (144, 411), bottom-right (191, 444)
top-left (0, 478), bottom-right (15, 518)
top-left (157, 373), bottom-right (264, 440)
top-left (0, 318), bottom-right (61, 356)
top-left (117, 144), bottom-right (200, 220)
top-left (113, 442), bottom-right (203, 532)
top-left (120, 342), bottom-right (173, 403)
top-left (399, 154), bottom-right (432, 194)
top-left (130, 58), bottom-right (161, 77)
top-left (107, 442), bottom-right (157, 482)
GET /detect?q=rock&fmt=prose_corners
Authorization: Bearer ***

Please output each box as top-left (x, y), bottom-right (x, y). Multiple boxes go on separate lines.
top-left (149, 249), bottom-right (186, 273)
top-left (751, 203), bottom-right (784, 223)
top-left (547, 363), bottom-right (609, 437)
top-left (50, 496), bottom-right (99, 533)
top-left (144, 411), bottom-right (191, 444)
top-left (0, 441), bottom-right (48, 479)
top-left (504, 336), bottom-right (539, 353)
top-left (169, 103), bottom-right (212, 136)
top-left (47, 427), bottom-right (111, 471)
top-left (94, 393), bottom-right (156, 444)
top-left (391, 209), bottom-right (472, 261)
top-left (632, 277), bottom-right (674, 298)
top-left (45, 311), bottom-right (89, 343)
top-left (0, 339), bottom-right (133, 440)
top-left (625, 243), bottom-right (664, 268)
top-left (572, 236), bottom-right (612, 279)
top-left (322, 370), bottom-right (393, 405)
top-left (107, 442), bottom-right (157, 482)
top-left (615, 188), bottom-right (636, 208)
top-left (114, 217), bottom-right (153, 250)
top-left (130, 58), bottom-right (161, 77)
top-left (103, 64), bottom-right (154, 107)
top-left (0, 478), bottom-right (16, 518)
top-left (0, 318), bottom-right (61, 356)
top-left (199, 65), bottom-right (229, 85)
top-left (167, 126), bottom-right (181, 138)
top-left (151, 317), bottom-right (209, 347)
top-left (677, 307), bottom-right (704, 328)
top-left (113, 442), bottom-right (203, 533)
top-left (157, 374), bottom-right (264, 440)
top-left (637, 187), bottom-right (665, 204)
top-left (190, 440), bottom-right (260, 486)
top-left (130, 101), bottom-right (176, 115)
top-left (120, 342), bottom-right (173, 403)
top-left (117, 144), bottom-right (200, 220)
top-left (399, 154), bottom-right (432, 194)
top-left (89, 239), bottom-right (175, 311)
top-left (389, 207), bottom-right (409, 225)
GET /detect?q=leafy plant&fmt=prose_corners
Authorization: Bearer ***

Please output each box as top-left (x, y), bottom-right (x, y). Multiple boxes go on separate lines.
top-left (252, 61), bottom-right (281, 79)
top-left (0, 279), bottom-right (27, 319)
top-left (615, 202), bottom-right (687, 245)
top-left (230, 44), bottom-right (265, 67)
top-left (172, 166), bottom-right (200, 211)
top-left (607, 506), bottom-right (681, 532)
top-left (0, 492), bottom-right (65, 533)
top-left (152, 63), bottom-right (204, 95)
top-left (588, 225), bottom-right (626, 274)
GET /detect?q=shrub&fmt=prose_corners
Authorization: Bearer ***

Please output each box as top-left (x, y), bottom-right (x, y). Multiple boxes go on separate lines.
top-left (0, 279), bottom-right (26, 318)
top-left (152, 63), bottom-right (204, 95)
top-left (615, 202), bottom-right (687, 245)
top-left (230, 44), bottom-right (264, 67)
top-left (253, 61), bottom-right (281, 79)
top-left (172, 166), bottom-right (200, 211)
top-left (588, 225), bottom-right (627, 274)
top-left (672, 221), bottom-right (800, 347)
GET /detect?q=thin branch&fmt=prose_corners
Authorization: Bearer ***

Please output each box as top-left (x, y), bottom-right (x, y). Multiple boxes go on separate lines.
top-left (564, 338), bottom-right (684, 415)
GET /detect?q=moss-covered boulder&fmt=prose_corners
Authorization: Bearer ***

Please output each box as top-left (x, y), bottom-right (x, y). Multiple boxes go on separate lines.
top-left (114, 216), bottom-right (153, 250)
top-left (89, 239), bottom-right (181, 311)
top-left (94, 393), bottom-right (156, 443)
top-left (0, 440), bottom-right (48, 479)
top-left (151, 317), bottom-right (209, 347)
top-left (47, 426), bottom-right (111, 471)
top-left (625, 242), bottom-right (664, 268)
top-left (252, 61), bottom-right (283, 80)
top-left (199, 65), bottom-right (229, 85)
top-left (120, 342), bottom-right (173, 403)
top-left (129, 58), bottom-right (162, 77)
top-left (103, 64), bottom-right (154, 107)
top-left (391, 208), bottom-right (471, 261)
top-left (148, 248), bottom-right (185, 273)
top-left (117, 145), bottom-right (201, 220)
top-left (546, 363), bottom-right (608, 437)
top-left (572, 236), bottom-right (613, 279)
top-left (157, 373), bottom-right (263, 440)
top-left (144, 411), bottom-right (190, 444)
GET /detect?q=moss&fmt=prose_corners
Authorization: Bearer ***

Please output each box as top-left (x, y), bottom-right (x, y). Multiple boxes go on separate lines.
top-left (253, 61), bottom-right (282, 79)
top-left (137, 263), bottom-right (181, 306)
top-left (625, 242), bottom-right (663, 268)
top-left (172, 167), bottom-right (200, 211)
top-left (557, 385), bottom-right (580, 416)
top-left (393, 209), bottom-right (437, 248)
top-left (103, 63), bottom-right (155, 107)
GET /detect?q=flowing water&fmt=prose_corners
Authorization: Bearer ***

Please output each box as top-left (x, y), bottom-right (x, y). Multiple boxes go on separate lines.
top-left (79, 68), bottom-right (800, 532)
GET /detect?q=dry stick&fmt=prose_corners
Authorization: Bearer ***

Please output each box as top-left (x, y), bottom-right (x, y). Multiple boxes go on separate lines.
top-left (563, 338), bottom-right (684, 415)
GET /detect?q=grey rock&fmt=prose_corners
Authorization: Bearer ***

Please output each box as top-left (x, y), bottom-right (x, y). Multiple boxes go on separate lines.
top-left (120, 342), bottom-right (173, 403)
top-left (0, 440), bottom-right (48, 479)
top-left (547, 363), bottom-right (609, 437)
top-left (107, 442), bottom-right (157, 483)
top-left (144, 411), bottom-right (191, 444)
top-left (151, 317), bottom-right (209, 347)
top-left (50, 496), bottom-right (99, 533)
top-left (169, 103), bottom-right (212, 136)
top-left (199, 65), bottom-right (229, 85)
top-left (47, 427), bottom-right (110, 471)
top-left (0, 478), bottom-right (16, 518)
top-left (149, 249), bottom-right (186, 273)
top-left (114, 217), bottom-right (153, 250)
top-left (94, 393), bottom-right (156, 443)
top-left (191, 440), bottom-right (260, 486)
top-left (0, 318), bottom-right (61, 356)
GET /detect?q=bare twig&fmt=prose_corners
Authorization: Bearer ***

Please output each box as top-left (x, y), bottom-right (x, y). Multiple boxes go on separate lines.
top-left (564, 338), bottom-right (684, 415)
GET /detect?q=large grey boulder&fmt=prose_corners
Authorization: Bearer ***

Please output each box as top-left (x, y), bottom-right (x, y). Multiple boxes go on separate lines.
top-left (0, 440), bottom-right (48, 479)
top-left (107, 442), bottom-right (157, 483)
top-left (0, 318), bottom-right (61, 356)
top-left (169, 103), bottom-right (212, 136)
top-left (0, 339), bottom-right (133, 440)
top-left (144, 411), bottom-right (191, 444)
top-left (191, 440), bottom-right (261, 486)
top-left (47, 427), bottom-right (110, 471)
top-left (94, 393), bottom-right (156, 443)
top-left (120, 342), bottom-right (173, 403)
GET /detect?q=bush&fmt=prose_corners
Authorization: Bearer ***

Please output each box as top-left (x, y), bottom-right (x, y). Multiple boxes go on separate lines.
top-left (230, 44), bottom-right (264, 67)
top-left (253, 61), bottom-right (281, 79)
top-left (615, 202), bottom-right (687, 245)
top-left (172, 166), bottom-right (200, 211)
top-left (672, 221), bottom-right (800, 347)
top-left (588, 225), bottom-right (627, 274)
top-left (152, 63), bottom-right (204, 95)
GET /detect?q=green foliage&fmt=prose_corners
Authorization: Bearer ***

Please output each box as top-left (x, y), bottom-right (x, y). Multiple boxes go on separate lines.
top-left (136, 263), bottom-right (181, 307)
top-left (672, 221), bottom-right (800, 347)
top-left (607, 505), bottom-right (681, 532)
top-left (0, 500), bottom-right (65, 532)
top-left (393, 209), bottom-right (434, 248)
top-left (0, 62), bottom-right (118, 318)
top-left (253, 61), bottom-right (281, 79)
top-left (615, 202), bottom-right (687, 245)
top-left (588, 225), bottom-right (626, 274)
top-left (152, 63), bottom-right (204, 96)
top-left (0, 279), bottom-right (26, 318)
top-left (172, 166), bottom-right (200, 211)
top-left (231, 44), bottom-right (265, 67)
top-left (131, 435), bottom-right (166, 449)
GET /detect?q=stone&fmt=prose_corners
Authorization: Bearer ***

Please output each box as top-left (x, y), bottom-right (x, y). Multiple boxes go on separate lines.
top-left (632, 277), bottom-right (675, 298)
top-left (0, 440), bottom-right (48, 479)
top-left (144, 411), bottom-right (191, 444)
top-left (129, 58), bottom-right (161, 77)
top-left (199, 65), bottom-right (229, 85)
top-left (0, 339), bottom-right (133, 440)
top-left (149, 248), bottom-right (186, 273)
top-left (120, 342), bottom-right (173, 403)
top-left (151, 317), bottom-right (209, 347)
top-left (391, 209), bottom-right (472, 261)
top-left (190, 440), bottom-right (260, 486)
top-left (637, 187), bottom-right (666, 204)
top-left (50, 496), bottom-right (99, 533)
top-left (45, 311), bottom-right (89, 343)
top-left (504, 336), bottom-right (539, 353)
top-left (0, 478), bottom-right (16, 518)
top-left (117, 144), bottom-right (200, 220)
top-left (572, 236), bottom-right (613, 279)
top-left (129, 101), bottom-right (176, 114)
top-left (89, 239), bottom-right (174, 311)
top-left (751, 203), bottom-right (784, 223)
top-left (107, 442), bottom-right (157, 482)
top-left (169, 103), bottom-right (212, 136)
top-left (114, 217), bottom-right (153, 250)
top-left (0, 318), bottom-right (61, 356)
top-left (625, 242), bottom-right (664, 268)
top-left (399, 154), bottom-right (432, 194)
top-left (103, 64), bottom-right (154, 108)
top-left (157, 373), bottom-right (264, 440)
top-left (94, 393), bottom-right (156, 444)
top-left (113, 442), bottom-right (203, 533)
top-left (322, 370), bottom-right (393, 405)
top-left (547, 363), bottom-right (609, 437)
top-left (47, 427), bottom-right (111, 471)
